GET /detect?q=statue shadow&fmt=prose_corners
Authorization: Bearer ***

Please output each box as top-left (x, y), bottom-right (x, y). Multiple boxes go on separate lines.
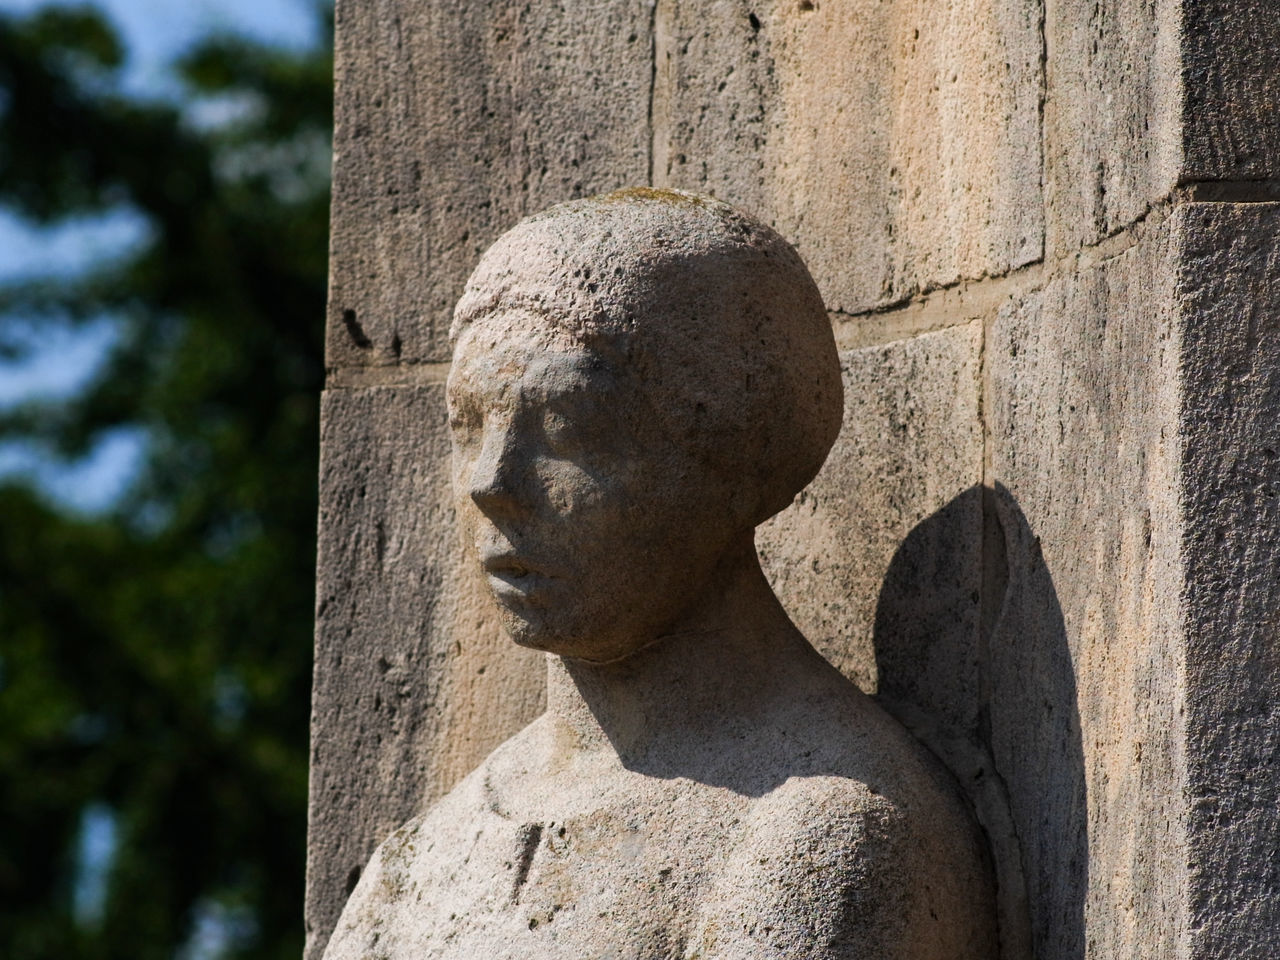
top-left (569, 483), bottom-right (1084, 960)
top-left (872, 484), bottom-right (1086, 960)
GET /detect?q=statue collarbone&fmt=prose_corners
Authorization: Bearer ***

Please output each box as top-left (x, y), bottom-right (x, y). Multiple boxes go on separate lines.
top-left (331, 642), bottom-right (989, 959)
top-left (325, 190), bottom-right (997, 959)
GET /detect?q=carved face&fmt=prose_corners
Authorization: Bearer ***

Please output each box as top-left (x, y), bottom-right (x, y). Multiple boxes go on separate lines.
top-left (446, 314), bottom-right (742, 663)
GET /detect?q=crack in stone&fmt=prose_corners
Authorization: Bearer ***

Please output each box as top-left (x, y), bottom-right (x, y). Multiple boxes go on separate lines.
top-left (511, 822), bottom-right (544, 902)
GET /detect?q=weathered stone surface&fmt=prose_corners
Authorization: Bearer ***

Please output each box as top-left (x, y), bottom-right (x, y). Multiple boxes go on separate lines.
top-left (306, 384), bottom-right (544, 960)
top-left (314, 2), bottom-right (1280, 958)
top-left (326, 0), bottom-right (652, 367)
top-left (654, 0), bottom-right (1043, 313)
top-left (1182, 2), bottom-right (1280, 182)
top-left (451, 190), bottom-right (844, 549)
top-left (1178, 203), bottom-right (1280, 958)
top-left (758, 324), bottom-right (983, 718)
top-left (1046, 0), bottom-right (1280, 250)
top-left (758, 326), bottom-right (1037, 959)
top-left (326, 674), bottom-right (997, 960)
top-left (1043, 0), bottom-right (1181, 251)
top-left (987, 216), bottom-right (1187, 960)
top-left (324, 193), bottom-right (998, 960)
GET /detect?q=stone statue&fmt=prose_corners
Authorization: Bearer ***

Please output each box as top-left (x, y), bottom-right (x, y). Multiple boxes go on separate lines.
top-left (323, 189), bottom-right (998, 959)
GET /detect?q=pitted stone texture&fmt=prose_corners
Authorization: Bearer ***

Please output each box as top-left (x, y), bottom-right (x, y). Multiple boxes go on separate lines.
top-left (987, 218), bottom-right (1188, 960)
top-left (758, 324), bottom-right (983, 720)
top-left (323, 194), bottom-right (998, 959)
top-left (654, 0), bottom-right (1043, 313)
top-left (453, 189), bottom-right (843, 535)
top-left (1178, 203), bottom-right (1280, 958)
top-left (1046, 0), bottom-right (1280, 252)
top-left (314, 1), bottom-right (1280, 956)
top-left (1043, 0), bottom-right (1182, 252)
top-left (325, 675), bottom-right (997, 960)
top-left (758, 325), bottom-right (1040, 960)
top-left (326, 0), bottom-right (651, 367)
top-left (306, 385), bottom-right (544, 960)
top-left (1182, 2), bottom-right (1280, 182)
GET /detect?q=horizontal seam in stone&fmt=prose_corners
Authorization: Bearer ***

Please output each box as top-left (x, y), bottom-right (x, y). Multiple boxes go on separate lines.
top-left (831, 263), bottom-right (1044, 351)
top-left (838, 188), bottom-right (1201, 349)
top-left (325, 362), bottom-right (452, 388)
top-left (322, 180), bottom-right (1258, 364)
top-left (1177, 179), bottom-right (1280, 204)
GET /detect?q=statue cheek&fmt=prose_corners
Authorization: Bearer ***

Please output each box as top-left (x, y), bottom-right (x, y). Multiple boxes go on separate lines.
top-left (538, 461), bottom-right (622, 520)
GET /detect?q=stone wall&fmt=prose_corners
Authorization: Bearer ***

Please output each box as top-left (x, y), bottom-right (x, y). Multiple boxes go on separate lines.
top-left (307, 1), bottom-right (1280, 957)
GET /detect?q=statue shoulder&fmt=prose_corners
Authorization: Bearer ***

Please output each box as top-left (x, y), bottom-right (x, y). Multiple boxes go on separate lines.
top-left (688, 771), bottom-right (997, 959)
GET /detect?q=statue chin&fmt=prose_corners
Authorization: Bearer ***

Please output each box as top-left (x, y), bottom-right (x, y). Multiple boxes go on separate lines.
top-left (495, 615), bottom-right (572, 657)
top-left (322, 189), bottom-right (999, 960)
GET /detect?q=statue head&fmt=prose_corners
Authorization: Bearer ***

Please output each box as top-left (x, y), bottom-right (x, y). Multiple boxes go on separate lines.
top-left (446, 188), bottom-right (841, 662)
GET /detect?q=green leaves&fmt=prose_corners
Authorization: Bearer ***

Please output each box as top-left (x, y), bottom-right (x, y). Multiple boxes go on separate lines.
top-left (18, 6), bottom-right (124, 71)
top-left (0, 6), bottom-right (331, 958)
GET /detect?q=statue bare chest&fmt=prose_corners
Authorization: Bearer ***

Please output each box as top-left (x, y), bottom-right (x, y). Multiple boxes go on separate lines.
top-left (334, 772), bottom-right (755, 959)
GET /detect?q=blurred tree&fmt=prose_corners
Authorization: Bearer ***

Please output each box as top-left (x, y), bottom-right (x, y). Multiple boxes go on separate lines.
top-left (0, 5), bottom-right (330, 958)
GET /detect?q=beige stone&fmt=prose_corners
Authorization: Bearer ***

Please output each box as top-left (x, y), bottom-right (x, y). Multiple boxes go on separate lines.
top-left (986, 215), bottom-right (1187, 960)
top-left (1181, 1), bottom-right (1280, 182)
top-left (313, 2), bottom-right (1280, 958)
top-left (326, 0), bottom-right (652, 367)
top-left (654, 0), bottom-right (1043, 313)
top-left (1177, 203), bottom-right (1280, 958)
top-left (758, 326), bottom-right (1039, 957)
top-left (758, 324), bottom-right (983, 713)
top-left (323, 192), bottom-right (998, 959)
top-left (1043, 0), bottom-right (1182, 252)
top-left (306, 384), bottom-right (545, 959)
top-left (1045, 0), bottom-right (1280, 252)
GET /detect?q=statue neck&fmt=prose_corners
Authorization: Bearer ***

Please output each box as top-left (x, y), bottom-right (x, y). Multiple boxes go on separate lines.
top-left (543, 536), bottom-right (821, 763)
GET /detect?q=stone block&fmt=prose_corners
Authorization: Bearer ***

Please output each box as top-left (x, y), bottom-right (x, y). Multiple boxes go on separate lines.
top-left (1043, 0), bottom-right (1182, 251)
top-left (987, 216), bottom-right (1187, 959)
top-left (1177, 202), bottom-right (1280, 958)
top-left (654, 0), bottom-right (1043, 314)
top-left (1182, 2), bottom-right (1280, 182)
top-left (1045, 0), bottom-right (1280, 251)
top-left (326, 0), bottom-right (652, 367)
top-left (758, 324), bottom-right (983, 719)
top-left (305, 383), bottom-right (544, 959)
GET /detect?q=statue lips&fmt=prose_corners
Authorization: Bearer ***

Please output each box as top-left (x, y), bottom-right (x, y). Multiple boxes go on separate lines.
top-left (481, 554), bottom-right (555, 602)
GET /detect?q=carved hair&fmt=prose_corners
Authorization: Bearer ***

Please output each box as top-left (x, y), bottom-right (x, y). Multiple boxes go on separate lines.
top-left (452, 188), bottom-right (842, 524)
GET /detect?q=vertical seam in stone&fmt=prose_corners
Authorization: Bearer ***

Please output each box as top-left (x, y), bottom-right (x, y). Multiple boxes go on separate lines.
top-left (648, 0), bottom-right (673, 189)
top-left (974, 284), bottom-right (1028, 960)
top-left (1038, 0), bottom-right (1053, 262)
top-left (978, 302), bottom-right (993, 493)
top-left (977, 313), bottom-right (993, 728)
top-left (646, 0), bottom-right (658, 186)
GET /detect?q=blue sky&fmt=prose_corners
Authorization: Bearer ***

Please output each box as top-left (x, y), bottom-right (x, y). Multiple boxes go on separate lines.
top-left (0, 0), bottom-right (327, 513)
top-left (0, 0), bottom-right (324, 94)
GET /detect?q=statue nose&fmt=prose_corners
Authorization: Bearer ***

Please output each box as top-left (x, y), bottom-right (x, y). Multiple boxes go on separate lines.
top-left (467, 427), bottom-right (523, 515)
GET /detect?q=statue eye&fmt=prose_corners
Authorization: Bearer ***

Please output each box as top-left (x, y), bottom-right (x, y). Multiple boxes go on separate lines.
top-left (540, 410), bottom-right (580, 454)
top-left (447, 399), bottom-right (483, 438)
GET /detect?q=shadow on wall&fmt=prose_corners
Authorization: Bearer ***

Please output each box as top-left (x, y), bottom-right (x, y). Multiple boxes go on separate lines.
top-left (873, 484), bottom-right (1086, 960)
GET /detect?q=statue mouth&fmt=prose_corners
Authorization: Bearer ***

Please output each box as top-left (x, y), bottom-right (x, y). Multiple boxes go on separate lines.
top-left (483, 555), bottom-right (535, 578)
top-left (482, 554), bottom-right (544, 583)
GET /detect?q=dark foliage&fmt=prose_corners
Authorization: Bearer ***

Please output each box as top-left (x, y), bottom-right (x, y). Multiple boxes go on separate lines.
top-left (0, 5), bottom-right (330, 957)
